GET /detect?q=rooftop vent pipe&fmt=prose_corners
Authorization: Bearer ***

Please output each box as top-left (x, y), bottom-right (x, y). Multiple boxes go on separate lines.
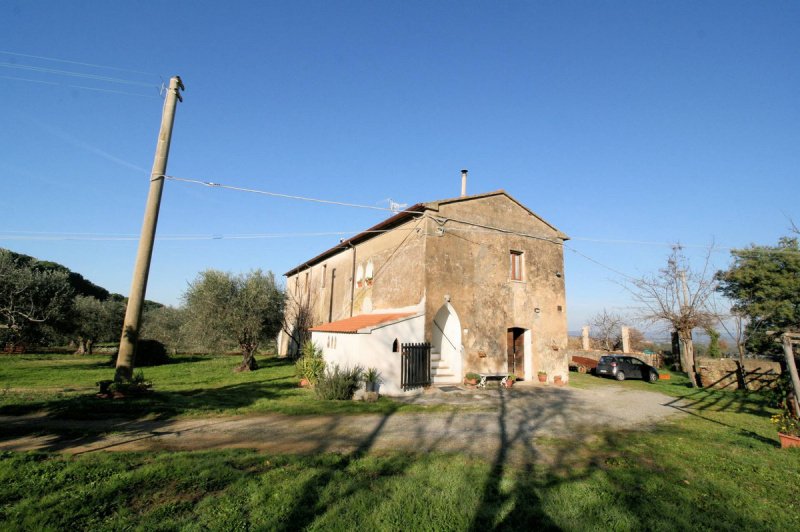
top-left (461, 169), bottom-right (468, 197)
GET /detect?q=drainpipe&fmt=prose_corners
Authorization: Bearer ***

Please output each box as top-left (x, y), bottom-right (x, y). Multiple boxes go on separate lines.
top-left (348, 242), bottom-right (356, 317)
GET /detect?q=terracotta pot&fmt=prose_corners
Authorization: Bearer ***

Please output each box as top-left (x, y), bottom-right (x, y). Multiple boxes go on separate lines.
top-left (779, 432), bottom-right (800, 449)
top-left (299, 378), bottom-right (310, 388)
top-left (504, 380), bottom-right (514, 389)
top-left (537, 374), bottom-right (547, 383)
top-left (554, 375), bottom-right (563, 386)
top-left (464, 378), bottom-right (478, 386)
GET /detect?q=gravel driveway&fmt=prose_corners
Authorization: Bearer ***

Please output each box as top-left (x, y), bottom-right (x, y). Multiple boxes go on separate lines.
top-left (0, 383), bottom-right (683, 462)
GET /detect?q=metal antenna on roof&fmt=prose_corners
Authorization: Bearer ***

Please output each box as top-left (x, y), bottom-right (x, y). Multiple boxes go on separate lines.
top-left (384, 198), bottom-right (408, 213)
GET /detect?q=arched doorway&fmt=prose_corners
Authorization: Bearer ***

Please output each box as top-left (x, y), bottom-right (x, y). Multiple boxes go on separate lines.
top-left (432, 303), bottom-right (462, 383)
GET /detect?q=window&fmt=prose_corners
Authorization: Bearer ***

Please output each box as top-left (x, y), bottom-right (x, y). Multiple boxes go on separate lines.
top-left (356, 264), bottom-right (364, 288)
top-left (365, 260), bottom-right (374, 286)
top-left (392, 338), bottom-right (399, 352)
top-left (510, 250), bottom-right (523, 281)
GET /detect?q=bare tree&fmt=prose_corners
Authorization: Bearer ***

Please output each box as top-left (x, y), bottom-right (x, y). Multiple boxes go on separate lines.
top-left (626, 246), bottom-right (717, 387)
top-left (625, 327), bottom-right (651, 352)
top-left (589, 309), bottom-right (624, 351)
top-left (282, 288), bottom-right (317, 360)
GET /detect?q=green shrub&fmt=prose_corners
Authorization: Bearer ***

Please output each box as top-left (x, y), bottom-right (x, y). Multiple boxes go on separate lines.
top-left (109, 339), bottom-right (170, 367)
top-left (295, 341), bottom-right (325, 385)
top-left (98, 370), bottom-right (152, 395)
top-left (315, 364), bottom-right (364, 400)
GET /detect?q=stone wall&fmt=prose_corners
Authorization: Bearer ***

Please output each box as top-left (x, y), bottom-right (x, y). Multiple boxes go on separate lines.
top-left (696, 357), bottom-right (782, 391)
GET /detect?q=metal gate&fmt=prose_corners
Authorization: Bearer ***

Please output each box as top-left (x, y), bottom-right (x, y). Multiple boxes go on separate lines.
top-left (401, 342), bottom-right (431, 390)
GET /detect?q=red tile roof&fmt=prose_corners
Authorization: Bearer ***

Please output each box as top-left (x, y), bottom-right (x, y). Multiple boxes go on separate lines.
top-left (309, 313), bottom-right (416, 334)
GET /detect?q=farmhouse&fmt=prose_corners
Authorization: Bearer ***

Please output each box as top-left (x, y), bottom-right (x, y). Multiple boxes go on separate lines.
top-left (280, 183), bottom-right (570, 394)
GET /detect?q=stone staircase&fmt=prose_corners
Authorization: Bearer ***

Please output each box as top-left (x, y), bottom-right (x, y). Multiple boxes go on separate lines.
top-left (431, 350), bottom-right (457, 384)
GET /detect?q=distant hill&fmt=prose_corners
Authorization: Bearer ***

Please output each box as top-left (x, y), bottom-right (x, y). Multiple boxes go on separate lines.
top-left (2, 248), bottom-right (163, 309)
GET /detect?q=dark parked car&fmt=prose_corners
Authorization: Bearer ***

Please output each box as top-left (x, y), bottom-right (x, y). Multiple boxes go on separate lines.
top-left (595, 355), bottom-right (659, 383)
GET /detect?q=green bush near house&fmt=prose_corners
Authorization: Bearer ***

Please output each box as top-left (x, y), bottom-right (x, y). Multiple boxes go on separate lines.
top-left (315, 363), bottom-right (364, 400)
top-left (294, 341), bottom-right (325, 385)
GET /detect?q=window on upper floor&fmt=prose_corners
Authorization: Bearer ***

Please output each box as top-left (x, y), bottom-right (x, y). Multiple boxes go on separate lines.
top-left (510, 250), bottom-right (524, 281)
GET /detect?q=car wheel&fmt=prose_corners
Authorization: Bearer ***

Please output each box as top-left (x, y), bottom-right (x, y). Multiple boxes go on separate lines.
top-left (615, 371), bottom-right (625, 381)
top-left (648, 371), bottom-right (658, 383)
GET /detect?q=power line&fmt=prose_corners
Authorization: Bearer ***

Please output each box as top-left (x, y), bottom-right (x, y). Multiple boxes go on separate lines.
top-left (163, 174), bottom-right (799, 254)
top-left (563, 244), bottom-right (638, 281)
top-left (0, 61), bottom-right (159, 88)
top-left (0, 50), bottom-right (158, 77)
top-left (165, 175), bottom-right (425, 214)
top-left (63, 83), bottom-right (161, 99)
top-left (0, 228), bottom-right (422, 242)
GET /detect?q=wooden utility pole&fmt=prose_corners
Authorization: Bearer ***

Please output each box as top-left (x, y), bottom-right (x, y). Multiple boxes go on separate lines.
top-left (115, 76), bottom-right (184, 382)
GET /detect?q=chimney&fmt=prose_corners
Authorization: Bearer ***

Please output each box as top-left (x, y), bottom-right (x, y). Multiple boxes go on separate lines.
top-left (461, 169), bottom-right (468, 197)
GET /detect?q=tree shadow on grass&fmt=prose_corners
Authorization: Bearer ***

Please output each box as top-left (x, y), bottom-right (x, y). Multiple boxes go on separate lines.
top-left (275, 401), bottom-right (404, 530)
top-left (465, 386), bottom-right (784, 530)
top-left (0, 379), bottom-right (301, 453)
top-left (1, 380), bottom-right (790, 529)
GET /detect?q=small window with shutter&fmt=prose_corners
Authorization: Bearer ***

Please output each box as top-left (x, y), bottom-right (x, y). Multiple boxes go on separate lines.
top-left (510, 250), bottom-right (523, 281)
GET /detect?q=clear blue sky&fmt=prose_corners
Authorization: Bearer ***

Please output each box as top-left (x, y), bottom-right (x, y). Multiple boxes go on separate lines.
top-left (2, 1), bottom-right (798, 334)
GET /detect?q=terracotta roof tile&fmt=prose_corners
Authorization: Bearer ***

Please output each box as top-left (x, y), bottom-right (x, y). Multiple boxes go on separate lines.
top-left (309, 313), bottom-right (416, 334)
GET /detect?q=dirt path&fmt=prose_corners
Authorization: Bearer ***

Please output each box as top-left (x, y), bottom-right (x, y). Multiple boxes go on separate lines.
top-left (0, 384), bottom-right (684, 462)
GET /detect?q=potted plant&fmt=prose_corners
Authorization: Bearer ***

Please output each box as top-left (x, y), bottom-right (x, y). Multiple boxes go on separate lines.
top-left (464, 372), bottom-right (481, 386)
top-left (364, 367), bottom-right (383, 393)
top-left (504, 374), bottom-right (517, 388)
top-left (554, 375), bottom-right (564, 386)
top-left (772, 409), bottom-right (800, 448)
top-left (537, 371), bottom-right (547, 383)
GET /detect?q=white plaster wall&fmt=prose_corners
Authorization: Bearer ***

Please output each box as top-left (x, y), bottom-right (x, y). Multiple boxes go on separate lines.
top-left (523, 329), bottom-right (533, 382)
top-left (311, 315), bottom-right (425, 396)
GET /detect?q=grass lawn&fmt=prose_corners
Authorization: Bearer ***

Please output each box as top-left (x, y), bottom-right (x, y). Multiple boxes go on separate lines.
top-left (1, 356), bottom-right (799, 529)
top-left (0, 353), bottom-right (432, 419)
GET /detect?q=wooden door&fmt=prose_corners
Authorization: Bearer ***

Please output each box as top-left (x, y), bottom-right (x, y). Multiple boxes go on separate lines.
top-left (507, 328), bottom-right (525, 377)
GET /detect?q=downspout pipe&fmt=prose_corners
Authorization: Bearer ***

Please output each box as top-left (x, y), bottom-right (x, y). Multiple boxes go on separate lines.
top-left (349, 242), bottom-right (356, 317)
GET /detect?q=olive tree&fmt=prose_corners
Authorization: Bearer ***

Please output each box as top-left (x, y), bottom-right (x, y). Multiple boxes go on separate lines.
top-left (72, 295), bottom-right (125, 354)
top-left (0, 249), bottom-right (74, 348)
top-left (141, 305), bottom-right (190, 355)
top-left (184, 269), bottom-right (284, 371)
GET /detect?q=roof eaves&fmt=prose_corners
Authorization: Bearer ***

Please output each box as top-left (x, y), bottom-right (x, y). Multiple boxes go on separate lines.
top-left (284, 204), bottom-right (427, 277)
